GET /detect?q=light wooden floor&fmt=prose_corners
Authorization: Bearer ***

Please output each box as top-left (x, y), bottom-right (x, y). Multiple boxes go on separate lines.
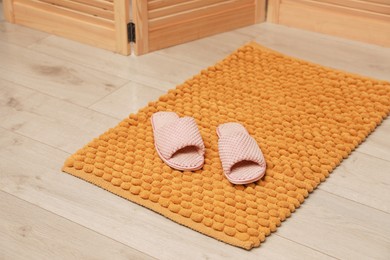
top-left (1, 4), bottom-right (390, 260)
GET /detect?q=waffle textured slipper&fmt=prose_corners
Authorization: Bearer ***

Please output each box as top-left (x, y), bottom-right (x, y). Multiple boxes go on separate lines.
top-left (217, 122), bottom-right (266, 184)
top-left (151, 112), bottom-right (205, 171)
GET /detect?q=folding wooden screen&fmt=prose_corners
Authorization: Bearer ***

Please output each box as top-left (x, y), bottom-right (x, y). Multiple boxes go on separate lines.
top-left (267, 0), bottom-right (390, 47)
top-left (3, 0), bottom-right (265, 55)
top-left (132, 0), bottom-right (266, 55)
top-left (3, 0), bottom-right (131, 55)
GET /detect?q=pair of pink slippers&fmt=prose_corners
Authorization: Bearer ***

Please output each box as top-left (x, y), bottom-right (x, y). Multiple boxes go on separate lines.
top-left (151, 112), bottom-right (266, 185)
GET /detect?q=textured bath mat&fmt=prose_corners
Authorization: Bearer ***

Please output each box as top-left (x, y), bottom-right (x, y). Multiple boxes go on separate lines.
top-left (63, 42), bottom-right (390, 249)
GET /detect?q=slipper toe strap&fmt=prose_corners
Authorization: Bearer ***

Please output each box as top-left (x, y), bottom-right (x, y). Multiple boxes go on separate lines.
top-left (218, 132), bottom-right (265, 175)
top-left (155, 117), bottom-right (205, 160)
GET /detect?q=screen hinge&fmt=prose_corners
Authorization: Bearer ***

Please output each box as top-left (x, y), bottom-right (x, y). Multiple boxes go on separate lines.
top-left (127, 22), bottom-right (135, 43)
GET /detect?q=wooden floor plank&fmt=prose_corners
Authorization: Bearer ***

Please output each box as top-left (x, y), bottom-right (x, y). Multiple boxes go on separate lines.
top-left (0, 191), bottom-right (154, 260)
top-left (319, 150), bottom-right (390, 213)
top-left (276, 189), bottom-right (390, 259)
top-left (28, 35), bottom-right (203, 91)
top-left (89, 81), bottom-right (165, 120)
top-left (0, 21), bottom-right (49, 47)
top-left (356, 118), bottom-right (390, 161)
top-left (0, 79), bottom-right (120, 154)
top-left (0, 41), bottom-right (128, 107)
top-left (154, 28), bottom-right (260, 67)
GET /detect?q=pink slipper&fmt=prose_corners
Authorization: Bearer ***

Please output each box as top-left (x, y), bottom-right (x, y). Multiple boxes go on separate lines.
top-left (217, 123), bottom-right (266, 184)
top-left (151, 112), bottom-right (205, 171)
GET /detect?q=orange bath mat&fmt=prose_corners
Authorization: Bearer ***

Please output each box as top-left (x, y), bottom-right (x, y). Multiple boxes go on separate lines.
top-left (62, 42), bottom-right (390, 250)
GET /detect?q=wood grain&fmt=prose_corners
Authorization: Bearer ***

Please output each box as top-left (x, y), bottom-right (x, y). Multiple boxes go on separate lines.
top-left (0, 79), bottom-right (120, 154)
top-left (0, 41), bottom-right (128, 107)
top-left (319, 150), bottom-right (390, 213)
top-left (0, 191), bottom-right (153, 260)
top-left (113, 0), bottom-right (130, 55)
top-left (266, 0), bottom-right (280, 23)
top-left (253, 24), bottom-right (390, 81)
top-left (276, 190), bottom-right (390, 259)
top-left (6, 0), bottom-right (133, 54)
top-left (71, 0), bottom-right (114, 10)
top-left (255, 0), bottom-right (266, 23)
top-left (0, 21), bottom-right (49, 47)
top-left (317, 0), bottom-right (390, 15)
top-left (148, 0), bottom-right (214, 10)
top-left (39, 0), bottom-right (114, 20)
top-left (357, 119), bottom-right (390, 161)
top-left (155, 30), bottom-right (258, 67)
top-left (132, 0), bottom-right (149, 55)
top-left (267, 0), bottom-right (390, 47)
top-left (2, 0), bottom-right (14, 22)
top-left (89, 81), bottom-right (165, 120)
top-left (142, 0), bottom-right (262, 54)
top-left (148, 0), bottom-right (254, 29)
top-left (148, 4), bottom-right (255, 52)
top-left (28, 35), bottom-right (203, 89)
top-left (13, 0), bottom-right (117, 51)
top-left (148, 0), bottom-right (230, 19)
